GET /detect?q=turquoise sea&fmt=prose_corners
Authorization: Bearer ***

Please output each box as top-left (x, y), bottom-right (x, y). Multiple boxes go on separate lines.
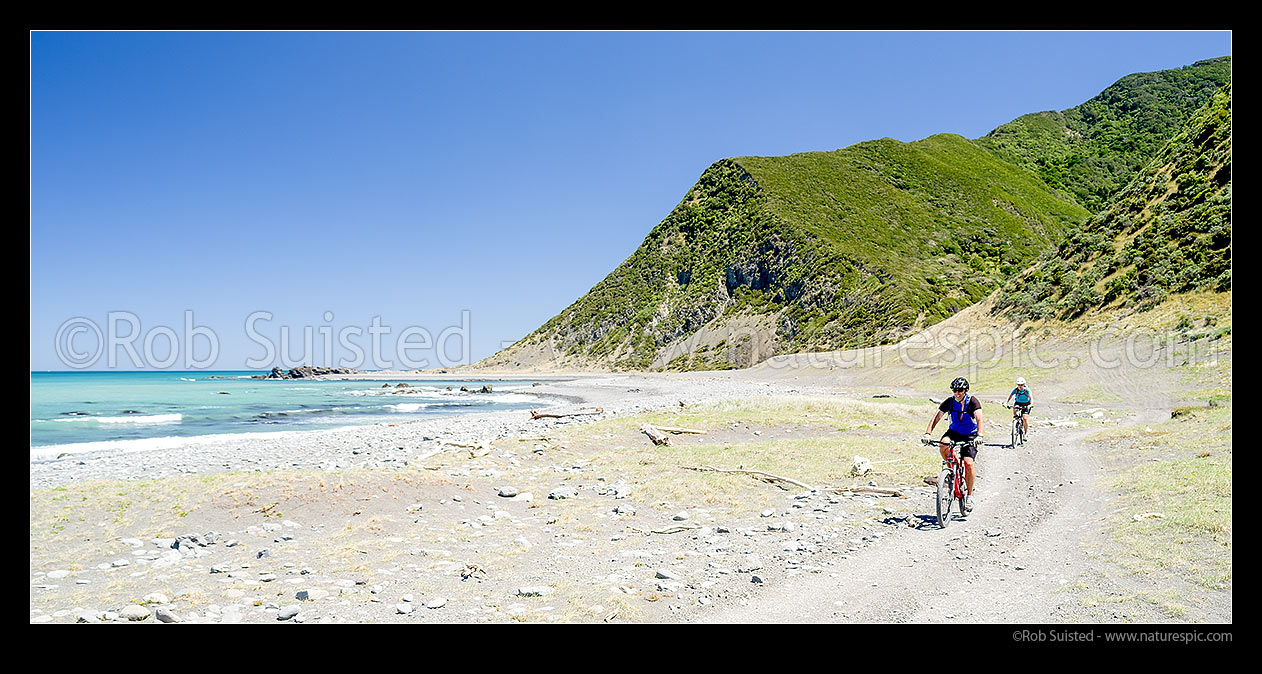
top-left (30, 371), bottom-right (551, 460)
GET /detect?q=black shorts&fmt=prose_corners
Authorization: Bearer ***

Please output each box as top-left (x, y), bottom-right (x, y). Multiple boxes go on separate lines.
top-left (1013, 403), bottom-right (1031, 414)
top-left (942, 429), bottom-right (979, 459)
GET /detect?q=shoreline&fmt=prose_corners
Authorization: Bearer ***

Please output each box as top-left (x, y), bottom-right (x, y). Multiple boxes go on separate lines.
top-left (311, 371), bottom-right (603, 381)
top-left (29, 373), bottom-right (815, 491)
top-left (29, 391), bottom-right (570, 461)
top-left (28, 375), bottom-right (581, 466)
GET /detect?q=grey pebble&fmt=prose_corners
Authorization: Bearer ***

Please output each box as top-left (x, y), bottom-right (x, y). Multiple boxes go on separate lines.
top-left (119, 605), bottom-right (149, 621)
top-left (548, 487), bottom-right (577, 500)
top-left (296, 589), bottom-right (330, 601)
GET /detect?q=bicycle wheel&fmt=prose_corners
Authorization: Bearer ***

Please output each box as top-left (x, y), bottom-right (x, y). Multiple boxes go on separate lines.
top-left (936, 469), bottom-right (953, 528)
top-left (1011, 418), bottom-right (1019, 448)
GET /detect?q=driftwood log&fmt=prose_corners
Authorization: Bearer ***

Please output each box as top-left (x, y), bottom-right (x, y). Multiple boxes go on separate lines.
top-left (530, 407), bottom-right (603, 420)
top-left (630, 524), bottom-right (702, 535)
top-left (443, 440), bottom-right (487, 450)
top-left (679, 465), bottom-right (813, 491)
top-left (828, 485), bottom-right (905, 497)
top-left (642, 425), bottom-right (672, 446)
top-left (655, 425), bottom-right (707, 435)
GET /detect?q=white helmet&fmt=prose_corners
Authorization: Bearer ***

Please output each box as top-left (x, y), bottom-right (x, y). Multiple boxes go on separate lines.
top-left (1016, 377), bottom-right (1026, 385)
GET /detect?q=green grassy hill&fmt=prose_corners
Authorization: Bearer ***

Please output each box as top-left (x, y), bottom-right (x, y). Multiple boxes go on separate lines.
top-left (993, 83), bottom-right (1231, 322)
top-left (977, 57), bottom-right (1229, 211)
top-left (475, 59), bottom-right (1229, 373)
top-left (480, 134), bottom-right (1087, 371)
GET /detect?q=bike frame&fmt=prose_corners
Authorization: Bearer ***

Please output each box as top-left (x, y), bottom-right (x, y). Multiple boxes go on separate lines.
top-left (944, 443), bottom-right (967, 499)
top-left (1007, 404), bottom-right (1030, 446)
top-left (922, 437), bottom-right (973, 499)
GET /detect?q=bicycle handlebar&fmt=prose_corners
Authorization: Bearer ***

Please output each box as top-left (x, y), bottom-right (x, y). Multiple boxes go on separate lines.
top-left (921, 437), bottom-right (978, 448)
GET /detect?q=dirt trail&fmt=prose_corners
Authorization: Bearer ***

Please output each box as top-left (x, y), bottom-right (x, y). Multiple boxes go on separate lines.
top-left (701, 319), bottom-right (1231, 626)
top-left (698, 421), bottom-right (1088, 622)
top-left (698, 356), bottom-right (1227, 623)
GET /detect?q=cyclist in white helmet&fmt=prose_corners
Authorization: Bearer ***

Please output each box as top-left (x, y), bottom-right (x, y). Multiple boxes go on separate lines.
top-left (1005, 377), bottom-right (1033, 437)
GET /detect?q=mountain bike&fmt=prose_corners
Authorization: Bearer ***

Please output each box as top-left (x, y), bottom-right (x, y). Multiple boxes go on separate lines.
top-left (1004, 404), bottom-right (1029, 448)
top-left (921, 437), bottom-right (974, 528)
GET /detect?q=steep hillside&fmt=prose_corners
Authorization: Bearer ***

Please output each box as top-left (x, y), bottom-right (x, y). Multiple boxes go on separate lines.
top-left (476, 134), bottom-right (1087, 372)
top-left (472, 58), bottom-right (1229, 374)
top-left (977, 56), bottom-right (1230, 211)
top-left (994, 83), bottom-right (1230, 322)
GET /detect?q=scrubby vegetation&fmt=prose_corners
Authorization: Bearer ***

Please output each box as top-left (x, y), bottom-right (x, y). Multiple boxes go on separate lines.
top-left (978, 57), bottom-right (1229, 211)
top-left (995, 84), bottom-right (1231, 322)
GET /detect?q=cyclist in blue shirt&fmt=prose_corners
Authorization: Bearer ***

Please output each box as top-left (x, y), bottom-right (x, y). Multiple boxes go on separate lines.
top-left (1004, 377), bottom-right (1033, 438)
top-left (924, 377), bottom-right (983, 512)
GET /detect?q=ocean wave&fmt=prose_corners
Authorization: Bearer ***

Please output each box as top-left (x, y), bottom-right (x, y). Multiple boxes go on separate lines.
top-left (54, 413), bottom-right (183, 425)
top-left (345, 387), bottom-right (438, 397)
top-left (386, 403), bottom-right (432, 413)
top-left (253, 408), bottom-right (332, 419)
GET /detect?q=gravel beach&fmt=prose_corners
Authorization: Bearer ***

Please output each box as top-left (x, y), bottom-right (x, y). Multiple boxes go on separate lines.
top-left (30, 337), bottom-right (1231, 624)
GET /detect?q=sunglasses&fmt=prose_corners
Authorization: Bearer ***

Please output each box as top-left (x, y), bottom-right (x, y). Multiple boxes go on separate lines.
top-left (952, 388), bottom-right (968, 392)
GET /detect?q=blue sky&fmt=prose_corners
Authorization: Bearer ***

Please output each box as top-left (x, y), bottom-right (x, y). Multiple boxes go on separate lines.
top-left (30, 31), bottom-right (1231, 371)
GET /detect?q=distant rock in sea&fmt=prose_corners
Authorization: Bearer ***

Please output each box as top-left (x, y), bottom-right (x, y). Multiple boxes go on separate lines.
top-left (260, 366), bottom-right (361, 380)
